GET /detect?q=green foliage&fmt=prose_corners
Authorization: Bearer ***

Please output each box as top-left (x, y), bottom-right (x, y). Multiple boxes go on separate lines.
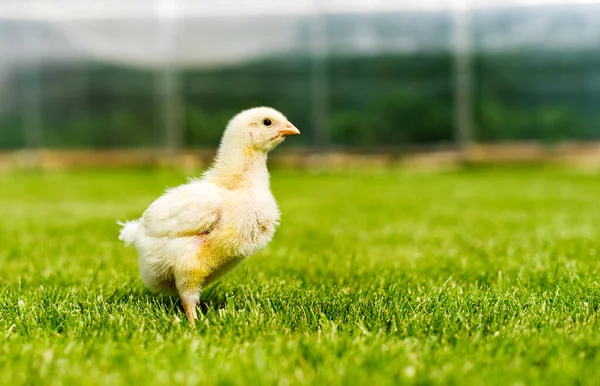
top-left (184, 108), bottom-right (236, 148)
top-left (1, 50), bottom-right (599, 149)
top-left (477, 96), bottom-right (586, 143)
top-left (1, 169), bottom-right (599, 385)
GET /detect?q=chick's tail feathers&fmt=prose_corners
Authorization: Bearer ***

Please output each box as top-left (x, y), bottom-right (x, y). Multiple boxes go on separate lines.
top-left (118, 220), bottom-right (141, 246)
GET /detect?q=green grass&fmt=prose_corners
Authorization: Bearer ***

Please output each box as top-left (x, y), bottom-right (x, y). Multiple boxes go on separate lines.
top-left (1, 168), bottom-right (599, 385)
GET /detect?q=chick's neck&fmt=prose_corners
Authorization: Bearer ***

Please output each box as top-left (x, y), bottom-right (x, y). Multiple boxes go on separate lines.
top-left (205, 145), bottom-right (270, 190)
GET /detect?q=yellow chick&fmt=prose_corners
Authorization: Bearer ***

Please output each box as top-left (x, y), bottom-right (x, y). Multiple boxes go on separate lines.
top-left (119, 107), bottom-right (299, 326)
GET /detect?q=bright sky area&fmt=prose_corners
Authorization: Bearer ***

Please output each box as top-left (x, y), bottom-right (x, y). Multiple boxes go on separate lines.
top-left (1, 0), bottom-right (600, 20)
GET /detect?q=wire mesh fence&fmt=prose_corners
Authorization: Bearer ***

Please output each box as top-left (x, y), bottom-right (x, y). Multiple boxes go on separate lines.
top-left (1, 0), bottom-right (599, 165)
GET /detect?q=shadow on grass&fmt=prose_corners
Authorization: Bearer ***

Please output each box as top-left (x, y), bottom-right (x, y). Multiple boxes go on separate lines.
top-left (105, 281), bottom-right (233, 317)
top-left (199, 282), bottom-right (230, 314)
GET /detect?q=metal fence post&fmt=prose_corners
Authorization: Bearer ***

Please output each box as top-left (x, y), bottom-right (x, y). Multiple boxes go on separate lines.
top-left (310, 2), bottom-right (330, 151)
top-left (21, 23), bottom-right (43, 169)
top-left (157, 0), bottom-right (181, 166)
top-left (452, 0), bottom-right (473, 163)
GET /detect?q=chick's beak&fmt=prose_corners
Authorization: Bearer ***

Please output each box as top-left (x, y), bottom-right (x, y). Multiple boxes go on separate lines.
top-left (278, 121), bottom-right (300, 136)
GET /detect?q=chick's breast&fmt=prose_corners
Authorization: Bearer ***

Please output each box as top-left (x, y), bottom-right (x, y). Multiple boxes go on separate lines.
top-left (207, 187), bottom-right (280, 258)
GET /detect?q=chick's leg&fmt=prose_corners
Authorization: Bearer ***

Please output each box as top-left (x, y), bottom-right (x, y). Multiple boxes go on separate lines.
top-left (174, 263), bottom-right (208, 328)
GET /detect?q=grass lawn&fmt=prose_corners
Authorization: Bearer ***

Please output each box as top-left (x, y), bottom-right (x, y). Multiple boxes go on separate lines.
top-left (0, 168), bottom-right (599, 385)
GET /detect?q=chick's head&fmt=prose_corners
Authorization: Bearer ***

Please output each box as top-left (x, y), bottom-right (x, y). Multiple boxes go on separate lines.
top-left (223, 107), bottom-right (300, 153)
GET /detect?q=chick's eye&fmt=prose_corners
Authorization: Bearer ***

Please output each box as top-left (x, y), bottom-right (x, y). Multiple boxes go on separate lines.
top-left (263, 119), bottom-right (272, 126)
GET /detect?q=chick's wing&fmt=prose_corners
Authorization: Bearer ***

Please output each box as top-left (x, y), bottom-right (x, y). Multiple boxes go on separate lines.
top-left (141, 181), bottom-right (223, 238)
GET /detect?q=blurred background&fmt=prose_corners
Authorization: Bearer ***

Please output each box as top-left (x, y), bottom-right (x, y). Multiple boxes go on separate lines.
top-left (1, 0), bottom-right (600, 169)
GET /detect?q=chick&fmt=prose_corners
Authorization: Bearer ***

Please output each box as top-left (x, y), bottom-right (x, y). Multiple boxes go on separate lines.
top-left (118, 107), bottom-right (299, 326)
